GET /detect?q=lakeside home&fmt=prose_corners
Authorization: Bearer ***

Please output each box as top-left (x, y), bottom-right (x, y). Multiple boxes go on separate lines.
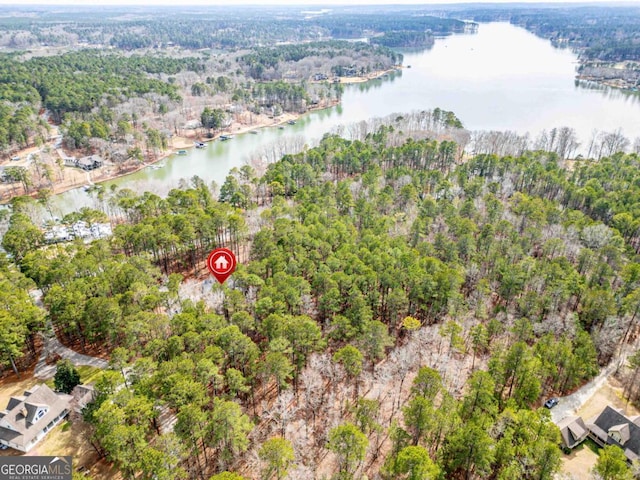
top-left (65, 155), bottom-right (104, 171)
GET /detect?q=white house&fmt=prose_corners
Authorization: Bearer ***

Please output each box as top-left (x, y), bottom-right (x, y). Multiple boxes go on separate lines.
top-left (0, 384), bottom-right (72, 452)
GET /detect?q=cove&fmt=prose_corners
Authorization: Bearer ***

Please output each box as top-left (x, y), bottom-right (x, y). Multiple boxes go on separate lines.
top-left (52, 22), bottom-right (640, 214)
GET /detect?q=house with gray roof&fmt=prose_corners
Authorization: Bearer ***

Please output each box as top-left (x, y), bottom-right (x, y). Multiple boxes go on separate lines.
top-left (0, 384), bottom-right (72, 452)
top-left (76, 155), bottom-right (103, 171)
top-left (557, 416), bottom-right (589, 449)
top-left (70, 385), bottom-right (95, 415)
top-left (587, 405), bottom-right (640, 463)
top-left (64, 155), bottom-right (103, 171)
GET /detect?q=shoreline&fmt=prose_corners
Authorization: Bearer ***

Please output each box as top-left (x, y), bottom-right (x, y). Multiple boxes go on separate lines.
top-left (308, 67), bottom-right (401, 86)
top-left (102, 97), bottom-right (342, 188)
top-left (576, 75), bottom-right (639, 93)
top-left (337, 67), bottom-right (401, 84)
top-left (0, 98), bottom-right (342, 204)
top-left (0, 67), bottom-right (397, 204)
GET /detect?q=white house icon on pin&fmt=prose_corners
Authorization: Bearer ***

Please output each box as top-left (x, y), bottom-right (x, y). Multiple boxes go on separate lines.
top-left (214, 255), bottom-right (229, 270)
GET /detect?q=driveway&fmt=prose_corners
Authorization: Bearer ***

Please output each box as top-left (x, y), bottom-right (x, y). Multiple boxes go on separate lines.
top-left (30, 289), bottom-right (109, 379)
top-left (551, 361), bottom-right (618, 423)
top-left (551, 343), bottom-right (635, 423)
top-left (34, 335), bottom-right (109, 380)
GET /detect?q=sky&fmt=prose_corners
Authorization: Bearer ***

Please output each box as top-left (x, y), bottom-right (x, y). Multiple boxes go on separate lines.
top-left (0, 0), bottom-right (629, 5)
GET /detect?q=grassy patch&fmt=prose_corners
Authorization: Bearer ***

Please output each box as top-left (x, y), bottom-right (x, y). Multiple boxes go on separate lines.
top-left (61, 421), bottom-right (71, 432)
top-left (563, 438), bottom-right (601, 457)
top-left (45, 365), bottom-right (103, 391)
top-left (76, 365), bottom-right (103, 385)
top-left (584, 438), bottom-right (600, 455)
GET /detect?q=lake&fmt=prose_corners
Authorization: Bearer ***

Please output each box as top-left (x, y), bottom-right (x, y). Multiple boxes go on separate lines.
top-left (53, 22), bottom-right (640, 213)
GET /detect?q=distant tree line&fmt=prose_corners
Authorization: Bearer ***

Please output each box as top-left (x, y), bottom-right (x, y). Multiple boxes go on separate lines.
top-left (239, 41), bottom-right (402, 80)
top-left (0, 6), bottom-right (470, 51)
top-left (0, 49), bottom-right (205, 155)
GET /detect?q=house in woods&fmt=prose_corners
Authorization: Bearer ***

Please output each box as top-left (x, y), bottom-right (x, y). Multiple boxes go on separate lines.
top-left (586, 406), bottom-right (640, 463)
top-left (63, 155), bottom-right (78, 167)
top-left (0, 165), bottom-right (26, 183)
top-left (184, 119), bottom-right (201, 130)
top-left (69, 385), bottom-right (96, 421)
top-left (75, 155), bottom-right (103, 171)
top-left (558, 416), bottom-right (589, 449)
top-left (0, 384), bottom-right (72, 452)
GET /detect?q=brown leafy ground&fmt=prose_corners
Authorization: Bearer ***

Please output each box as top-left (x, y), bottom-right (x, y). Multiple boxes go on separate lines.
top-left (177, 273), bottom-right (492, 478)
top-left (233, 324), bottom-right (481, 479)
top-left (557, 446), bottom-right (598, 480)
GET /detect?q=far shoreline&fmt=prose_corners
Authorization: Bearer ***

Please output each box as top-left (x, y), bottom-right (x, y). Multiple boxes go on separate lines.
top-left (81, 98), bottom-right (342, 195)
top-left (0, 67), bottom-right (398, 206)
top-left (95, 67), bottom-right (401, 191)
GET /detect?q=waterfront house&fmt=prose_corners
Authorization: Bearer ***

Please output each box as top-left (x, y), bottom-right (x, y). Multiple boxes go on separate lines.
top-left (76, 155), bottom-right (103, 171)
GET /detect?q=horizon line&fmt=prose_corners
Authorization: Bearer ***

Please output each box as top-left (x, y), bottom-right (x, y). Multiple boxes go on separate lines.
top-left (0, 0), bottom-right (631, 6)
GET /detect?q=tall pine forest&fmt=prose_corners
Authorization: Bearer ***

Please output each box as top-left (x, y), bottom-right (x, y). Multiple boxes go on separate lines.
top-left (3, 111), bottom-right (640, 479)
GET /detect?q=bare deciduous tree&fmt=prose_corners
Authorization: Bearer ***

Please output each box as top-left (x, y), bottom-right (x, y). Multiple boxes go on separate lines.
top-left (599, 128), bottom-right (630, 158)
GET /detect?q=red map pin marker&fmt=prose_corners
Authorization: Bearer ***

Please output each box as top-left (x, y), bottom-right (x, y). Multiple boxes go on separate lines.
top-left (206, 248), bottom-right (237, 284)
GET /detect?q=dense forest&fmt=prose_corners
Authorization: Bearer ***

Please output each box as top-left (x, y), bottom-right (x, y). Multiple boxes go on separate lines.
top-left (0, 50), bottom-right (201, 122)
top-left (239, 42), bottom-right (402, 81)
top-left (0, 6), bottom-right (429, 157)
top-left (2, 109), bottom-right (640, 479)
top-left (0, 41), bottom-right (394, 159)
top-left (0, 6), bottom-right (468, 50)
top-left (3, 4), bottom-right (640, 479)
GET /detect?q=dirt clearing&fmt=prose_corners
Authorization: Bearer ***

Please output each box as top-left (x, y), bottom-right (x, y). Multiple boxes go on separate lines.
top-left (558, 442), bottom-right (598, 480)
top-left (576, 377), bottom-right (639, 421)
top-left (0, 375), bottom-right (41, 414)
